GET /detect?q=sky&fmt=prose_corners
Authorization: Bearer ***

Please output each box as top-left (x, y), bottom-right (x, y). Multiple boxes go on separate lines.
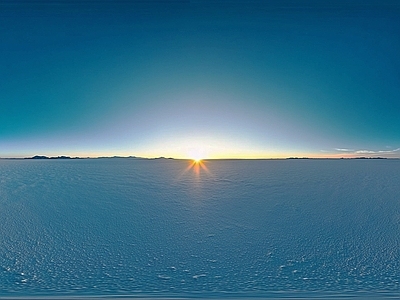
top-left (1, 0), bottom-right (399, 159)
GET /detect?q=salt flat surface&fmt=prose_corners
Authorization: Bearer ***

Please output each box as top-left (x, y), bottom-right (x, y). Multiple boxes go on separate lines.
top-left (0, 159), bottom-right (399, 299)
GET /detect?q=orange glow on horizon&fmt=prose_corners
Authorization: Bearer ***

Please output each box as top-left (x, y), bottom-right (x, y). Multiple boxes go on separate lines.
top-left (184, 159), bottom-right (210, 176)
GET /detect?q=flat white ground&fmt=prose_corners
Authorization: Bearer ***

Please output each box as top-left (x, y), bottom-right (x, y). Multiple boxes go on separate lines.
top-left (0, 159), bottom-right (399, 298)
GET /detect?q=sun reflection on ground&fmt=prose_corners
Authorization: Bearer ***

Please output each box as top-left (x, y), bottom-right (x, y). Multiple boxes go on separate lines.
top-left (175, 159), bottom-right (211, 187)
top-left (188, 159), bottom-right (209, 176)
top-left (186, 159), bottom-right (209, 176)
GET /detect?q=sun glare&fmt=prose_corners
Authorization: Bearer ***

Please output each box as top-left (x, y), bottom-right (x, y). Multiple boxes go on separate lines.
top-left (192, 157), bottom-right (202, 164)
top-left (189, 152), bottom-right (205, 163)
top-left (182, 155), bottom-right (210, 177)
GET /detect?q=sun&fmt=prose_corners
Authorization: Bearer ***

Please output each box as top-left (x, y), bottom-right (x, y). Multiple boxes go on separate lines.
top-left (189, 151), bottom-right (205, 163)
top-left (192, 155), bottom-right (203, 163)
top-left (187, 145), bottom-right (208, 163)
top-left (181, 149), bottom-right (210, 177)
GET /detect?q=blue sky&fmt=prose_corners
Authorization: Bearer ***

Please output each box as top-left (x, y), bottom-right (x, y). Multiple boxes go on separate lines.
top-left (1, 0), bottom-right (399, 158)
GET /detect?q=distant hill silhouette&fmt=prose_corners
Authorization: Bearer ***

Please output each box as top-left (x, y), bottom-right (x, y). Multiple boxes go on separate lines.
top-left (27, 155), bottom-right (72, 159)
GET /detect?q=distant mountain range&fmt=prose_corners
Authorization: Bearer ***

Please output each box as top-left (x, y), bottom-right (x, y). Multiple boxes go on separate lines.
top-left (23, 155), bottom-right (174, 160)
top-left (27, 155), bottom-right (73, 159)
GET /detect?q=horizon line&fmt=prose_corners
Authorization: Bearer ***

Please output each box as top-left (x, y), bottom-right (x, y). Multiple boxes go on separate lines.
top-left (0, 155), bottom-right (398, 160)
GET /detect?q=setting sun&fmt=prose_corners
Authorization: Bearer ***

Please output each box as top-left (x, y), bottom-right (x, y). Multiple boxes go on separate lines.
top-left (187, 147), bottom-right (207, 162)
top-left (182, 156), bottom-right (210, 177)
top-left (192, 157), bottom-right (203, 163)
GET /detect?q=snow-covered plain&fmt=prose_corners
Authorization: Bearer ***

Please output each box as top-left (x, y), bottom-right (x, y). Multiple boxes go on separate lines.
top-left (0, 158), bottom-right (399, 299)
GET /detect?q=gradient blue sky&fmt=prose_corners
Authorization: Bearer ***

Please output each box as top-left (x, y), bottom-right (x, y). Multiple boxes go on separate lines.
top-left (1, 0), bottom-right (399, 158)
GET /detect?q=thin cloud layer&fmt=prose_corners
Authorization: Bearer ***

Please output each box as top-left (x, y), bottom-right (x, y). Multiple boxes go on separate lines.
top-left (335, 148), bottom-right (354, 152)
top-left (333, 147), bottom-right (400, 157)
